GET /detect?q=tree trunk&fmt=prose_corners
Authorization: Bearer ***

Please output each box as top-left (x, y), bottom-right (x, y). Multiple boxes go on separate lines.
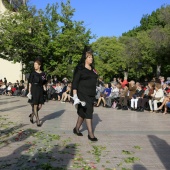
top-left (124, 71), bottom-right (128, 80)
top-left (156, 65), bottom-right (161, 78)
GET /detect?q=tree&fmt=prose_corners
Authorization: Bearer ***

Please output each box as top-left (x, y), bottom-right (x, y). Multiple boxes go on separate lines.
top-left (92, 37), bottom-right (124, 82)
top-left (0, 5), bottom-right (50, 73)
top-left (46, 0), bottom-right (94, 79)
top-left (0, 0), bottom-right (94, 80)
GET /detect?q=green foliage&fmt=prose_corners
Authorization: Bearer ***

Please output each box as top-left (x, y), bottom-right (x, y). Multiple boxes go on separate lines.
top-left (0, 0), bottom-right (94, 79)
top-left (121, 4), bottom-right (170, 78)
top-left (92, 37), bottom-right (124, 82)
top-left (124, 157), bottom-right (140, 163)
top-left (0, 2), bottom-right (170, 80)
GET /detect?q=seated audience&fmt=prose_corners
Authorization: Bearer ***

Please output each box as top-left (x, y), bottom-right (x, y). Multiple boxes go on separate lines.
top-left (61, 82), bottom-right (72, 103)
top-left (96, 83), bottom-right (112, 107)
top-left (137, 82), bottom-right (154, 112)
top-left (127, 80), bottom-right (136, 108)
top-left (0, 82), bottom-right (6, 95)
top-left (157, 94), bottom-right (170, 114)
top-left (131, 84), bottom-right (144, 110)
top-left (149, 83), bottom-right (164, 113)
top-left (117, 84), bottom-right (129, 110)
top-left (105, 83), bottom-right (120, 108)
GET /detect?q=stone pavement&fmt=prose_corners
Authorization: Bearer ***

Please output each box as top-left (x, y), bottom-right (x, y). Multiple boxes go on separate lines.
top-left (0, 95), bottom-right (170, 170)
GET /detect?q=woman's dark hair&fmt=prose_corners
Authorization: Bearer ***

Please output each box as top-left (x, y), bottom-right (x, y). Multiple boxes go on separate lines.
top-left (34, 57), bottom-right (44, 71)
top-left (73, 46), bottom-right (95, 76)
top-left (108, 83), bottom-right (111, 88)
top-left (34, 60), bottom-right (41, 66)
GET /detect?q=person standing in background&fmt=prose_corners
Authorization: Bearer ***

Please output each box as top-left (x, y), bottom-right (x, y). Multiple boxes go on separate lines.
top-left (4, 77), bottom-right (7, 86)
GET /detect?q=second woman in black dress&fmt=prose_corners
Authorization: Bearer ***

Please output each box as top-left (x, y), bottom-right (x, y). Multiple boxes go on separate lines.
top-left (28, 60), bottom-right (47, 126)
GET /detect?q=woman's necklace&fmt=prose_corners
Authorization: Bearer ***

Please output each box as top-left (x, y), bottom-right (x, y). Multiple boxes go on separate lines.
top-left (85, 65), bottom-right (91, 70)
top-left (35, 69), bottom-right (42, 73)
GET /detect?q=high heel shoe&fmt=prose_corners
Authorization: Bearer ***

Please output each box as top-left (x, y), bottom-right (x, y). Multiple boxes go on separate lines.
top-left (37, 123), bottom-right (42, 127)
top-left (88, 135), bottom-right (98, 141)
top-left (73, 128), bottom-right (83, 136)
top-left (29, 113), bottom-right (32, 117)
top-left (30, 117), bottom-right (34, 124)
top-left (36, 121), bottom-right (42, 127)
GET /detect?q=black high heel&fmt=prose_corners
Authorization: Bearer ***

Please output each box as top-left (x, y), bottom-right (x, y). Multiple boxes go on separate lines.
top-left (73, 128), bottom-right (83, 136)
top-left (36, 121), bottom-right (42, 127)
top-left (30, 117), bottom-right (34, 124)
top-left (88, 135), bottom-right (98, 141)
top-left (37, 123), bottom-right (42, 127)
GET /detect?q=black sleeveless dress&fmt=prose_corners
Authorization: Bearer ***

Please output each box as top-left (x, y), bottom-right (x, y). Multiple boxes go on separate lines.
top-left (72, 67), bottom-right (98, 119)
top-left (28, 71), bottom-right (46, 105)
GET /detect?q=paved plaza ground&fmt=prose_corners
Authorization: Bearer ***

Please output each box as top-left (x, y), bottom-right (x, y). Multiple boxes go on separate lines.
top-left (0, 95), bottom-right (170, 170)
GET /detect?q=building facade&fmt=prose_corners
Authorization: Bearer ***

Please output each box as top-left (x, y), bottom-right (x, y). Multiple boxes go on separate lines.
top-left (0, 0), bottom-right (26, 83)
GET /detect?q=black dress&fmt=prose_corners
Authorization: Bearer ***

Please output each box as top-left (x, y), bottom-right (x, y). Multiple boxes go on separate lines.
top-left (28, 71), bottom-right (46, 105)
top-left (72, 67), bottom-right (98, 119)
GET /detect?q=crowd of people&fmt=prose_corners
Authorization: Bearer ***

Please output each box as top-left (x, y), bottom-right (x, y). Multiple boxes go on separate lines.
top-left (0, 78), bottom-right (27, 97)
top-left (1, 75), bottom-right (170, 115)
top-left (94, 76), bottom-right (170, 114)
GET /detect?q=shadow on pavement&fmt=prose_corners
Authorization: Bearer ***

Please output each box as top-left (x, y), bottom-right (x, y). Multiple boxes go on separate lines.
top-left (80, 113), bottom-right (102, 132)
top-left (0, 96), bottom-right (16, 100)
top-left (0, 123), bottom-right (27, 137)
top-left (148, 135), bottom-right (170, 170)
top-left (0, 128), bottom-right (38, 149)
top-left (0, 105), bottom-right (28, 112)
top-left (41, 109), bottom-right (65, 125)
top-left (0, 143), bottom-right (76, 170)
top-left (133, 164), bottom-right (147, 170)
top-left (0, 100), bottom-right (20, 105)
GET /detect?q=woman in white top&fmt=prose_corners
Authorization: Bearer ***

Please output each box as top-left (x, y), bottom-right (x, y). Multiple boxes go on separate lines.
top-left (149, 83), bottom-right (164, 113)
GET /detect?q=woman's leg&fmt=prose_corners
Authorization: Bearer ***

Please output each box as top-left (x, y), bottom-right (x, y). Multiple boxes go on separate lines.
top-left (61, 93), bottom-right (65, 101)
top-left (158, 97), bottom-right (169, 109)
top-left (137, 98), bottom-right (142, 108)
top-left (85, 118), bottom-right (95, 138)
top-left (38, 104), bottom-right (42, 111)
top-left (163, 101), bottom-right (168, 114)
top-left (30, 104), bottom-right (34, 116)
top-left (63, 93), bottom-right (68, 102)
top-left (153, 100), bottom-right (159, 111)
top-left (131, 99), bottom-right (134, 108)
top-left (68, 95), bottom-right (70, 102)
top-left (149, 100), bottom-right (153, 112)
top-left (75, 115), bottom-right (84, 132)
top-left (33, 104), bottom-right (41, 125)
top-left (101, 97), bottom-right (106, 106)
top-left (135, 99), bottom-right (138, 109)
top-left (30, 104), bottom-right (41, 117)
top-left (96, 97), bottom-right (101, 106)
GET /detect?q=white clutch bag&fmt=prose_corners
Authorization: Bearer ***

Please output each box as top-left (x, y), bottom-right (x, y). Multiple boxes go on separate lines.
top-left (27, 93), bottom-right (32, 100)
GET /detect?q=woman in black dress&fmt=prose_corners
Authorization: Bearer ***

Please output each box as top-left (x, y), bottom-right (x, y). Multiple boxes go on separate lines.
top-left (72, 46), bottom-right (98, 141)
top-left (28, 60), bottom-right (47, 126)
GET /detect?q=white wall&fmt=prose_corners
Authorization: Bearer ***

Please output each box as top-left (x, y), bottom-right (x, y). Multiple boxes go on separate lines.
top-left (0, 1), bottom-right (25, 83)
top-left (0, 58), bottom-right (24, 83)
top-left (0, 0), bottom-right (7, 13)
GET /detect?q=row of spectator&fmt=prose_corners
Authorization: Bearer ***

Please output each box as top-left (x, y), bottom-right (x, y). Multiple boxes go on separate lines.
top-left (0, 76), bottom-right (170, 113)
top-left (94, 76), bottom-right (170, 114)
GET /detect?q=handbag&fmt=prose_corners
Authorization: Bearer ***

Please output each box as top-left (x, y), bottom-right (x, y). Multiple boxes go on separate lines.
top-left (27, 93), bottom-right (32, 100)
